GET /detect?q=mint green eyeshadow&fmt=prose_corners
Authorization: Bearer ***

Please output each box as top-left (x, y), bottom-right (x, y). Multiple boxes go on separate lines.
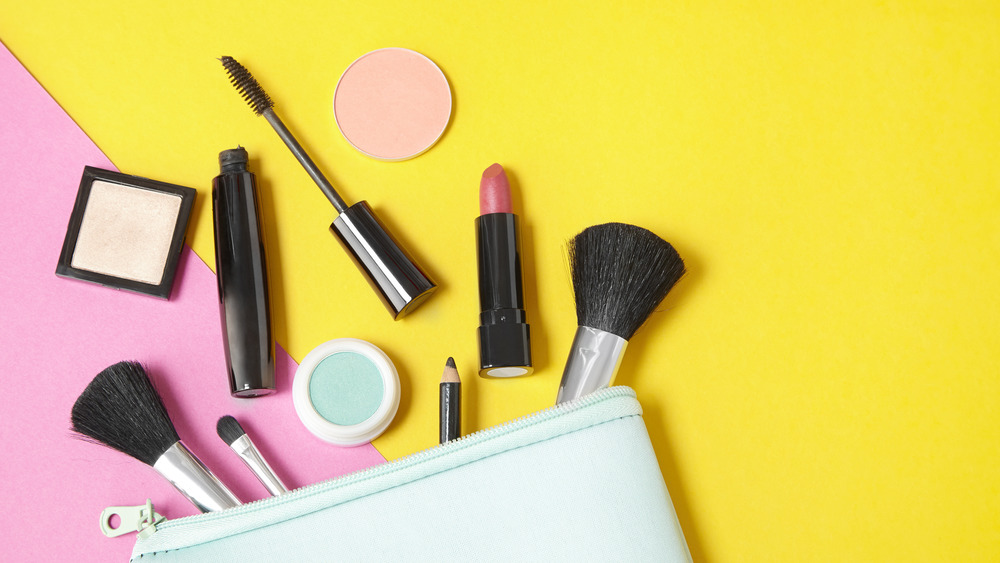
top-left (309, 351), bottom-right (384, 426)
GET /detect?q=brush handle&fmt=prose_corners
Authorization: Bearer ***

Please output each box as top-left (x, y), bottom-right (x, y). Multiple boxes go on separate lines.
top-left (555, 326), bottom-right (628, 404)
top-left (229, 434), bottom-right (289, 496)
top-left (153, 442), bottom-right (241, 512)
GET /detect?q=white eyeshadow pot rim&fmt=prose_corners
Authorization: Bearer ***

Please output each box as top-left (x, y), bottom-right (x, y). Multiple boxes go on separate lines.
top-left (292, 338), bottom-right (401, 447)
top-left (69, 180), bottom-right (183, 285)
top-left (333, 47), bottom-right (453, 162)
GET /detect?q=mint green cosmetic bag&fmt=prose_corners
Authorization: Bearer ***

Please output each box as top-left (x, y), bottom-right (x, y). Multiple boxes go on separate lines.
top-left (131, 387), bottom-right (691, 562)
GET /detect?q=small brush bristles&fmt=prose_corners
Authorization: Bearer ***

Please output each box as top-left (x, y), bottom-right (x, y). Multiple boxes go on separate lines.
top-left (220, 56), bottom-right (274, 116)
top-left (71, 361), bottom-right (180, 466)
top-left (569, 223), bottom-right (685, 340)
top-left (216, 415), bottom-right (246, 446)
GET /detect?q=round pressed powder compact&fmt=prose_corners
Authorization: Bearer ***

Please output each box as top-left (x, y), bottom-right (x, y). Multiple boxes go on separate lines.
top-left (292, 338), bottom-right (400, 447)
top-left (333, 48), bottom-right (452, 161)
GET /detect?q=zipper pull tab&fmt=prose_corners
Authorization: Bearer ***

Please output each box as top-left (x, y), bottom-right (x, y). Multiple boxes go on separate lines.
top-left (100, 499), bottom-right (166, 539)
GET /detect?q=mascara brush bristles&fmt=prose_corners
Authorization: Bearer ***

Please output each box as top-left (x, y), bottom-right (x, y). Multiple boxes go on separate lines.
top-left (569, 222), bottom-right (685, 340)
top-left (220, 56), bottom-right (274, 116)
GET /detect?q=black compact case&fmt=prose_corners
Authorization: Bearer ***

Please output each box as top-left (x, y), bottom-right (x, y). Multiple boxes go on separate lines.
top-left (56, 166), bottom-right (196, 299)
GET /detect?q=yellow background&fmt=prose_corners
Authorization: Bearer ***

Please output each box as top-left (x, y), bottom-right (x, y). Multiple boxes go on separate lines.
top-left (3, 1), bottom-right (998, 560)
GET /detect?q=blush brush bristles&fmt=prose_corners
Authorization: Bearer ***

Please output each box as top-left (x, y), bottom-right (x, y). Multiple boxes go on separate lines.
top-left (217, 415), bottom-right (289, 496)
top-left (555, 223), bottom-right (685, 404)
top-left (72, 361), bottom-right (179, 466)
top-left (570, 223), bottom-right (685, 340)
top-left (71, 361), bottom-right (241, 512)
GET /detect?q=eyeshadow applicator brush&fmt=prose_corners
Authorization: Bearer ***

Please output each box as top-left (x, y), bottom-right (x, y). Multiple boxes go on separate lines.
top-left (217, 415), bottom-right (288, 496)
top-left (555, 223), bottom-right (686, 404)
top-left (71, 361), bottom-right (241, 512)
top-left (220, 56), bottom-right (436, 319)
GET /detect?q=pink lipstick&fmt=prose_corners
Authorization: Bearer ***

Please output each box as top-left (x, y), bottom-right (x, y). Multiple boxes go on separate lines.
top-left (480, 163), bottom-right (513, 214)
top-left (476, 163), bottom-right (532, 378)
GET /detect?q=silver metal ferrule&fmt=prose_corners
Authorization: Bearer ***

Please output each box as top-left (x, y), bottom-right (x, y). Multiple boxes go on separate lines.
top-left (230, 434), bottom-right (289, 496)
top-left (555, 326), bottom-right (629, 404)
top-left (152, 442), bottom-right (241, 512)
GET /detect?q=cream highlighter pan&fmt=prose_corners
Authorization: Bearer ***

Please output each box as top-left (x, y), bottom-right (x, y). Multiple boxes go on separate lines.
top-left (57, 167), bottom-right (196, 299)
top-left (334, 48), bottom-right (452, 161)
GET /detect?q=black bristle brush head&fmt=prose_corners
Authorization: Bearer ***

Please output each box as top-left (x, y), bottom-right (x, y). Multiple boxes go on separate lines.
top-left (216, 415), bottom-right (247, 446)
top-left (71, 361), bottom-right (180, 466)
top-left (569, 222), bottom-right (686, 340)
top-left (220, 56), bottom-right (274, 116)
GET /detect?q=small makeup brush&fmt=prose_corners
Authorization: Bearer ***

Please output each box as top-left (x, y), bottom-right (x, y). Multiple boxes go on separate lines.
top-left (216, 415), bottom-right (288, 496)
top-left (71, 361), bottom-right (241, 512)
top-left (555, 223), bottom-right (686, 404)
top-left (219, 56), bottom-right (436, 319)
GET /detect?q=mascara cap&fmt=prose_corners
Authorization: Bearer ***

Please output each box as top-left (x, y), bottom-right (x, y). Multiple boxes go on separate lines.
top-left (330, 201), bottom-right (436, 319)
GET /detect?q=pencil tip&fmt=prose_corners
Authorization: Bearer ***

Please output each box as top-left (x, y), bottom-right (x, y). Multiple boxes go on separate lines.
top-left (441, 358), bottom-right (461, 383)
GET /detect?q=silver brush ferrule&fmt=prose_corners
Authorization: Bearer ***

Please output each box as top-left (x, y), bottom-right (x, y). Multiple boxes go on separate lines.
top-left (229, 434), bottom-right (289, 496)
top-left (153, 442), bottom-right (241, 512)
top-left (556, 326), bottom-right (628, 404)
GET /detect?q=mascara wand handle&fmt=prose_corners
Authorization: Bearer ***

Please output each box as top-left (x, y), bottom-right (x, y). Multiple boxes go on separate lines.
top-left (262, 109), bottom-right (348, 213)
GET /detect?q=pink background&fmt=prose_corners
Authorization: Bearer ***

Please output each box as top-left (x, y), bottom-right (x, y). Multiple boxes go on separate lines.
top-left (0, 44), bottom-right (385, 560)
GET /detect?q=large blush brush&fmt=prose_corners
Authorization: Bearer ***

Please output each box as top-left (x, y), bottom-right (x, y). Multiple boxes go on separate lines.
top-left (555, 223), bottom-right (686, 404)
top-left (219, 56), bottom-right (436, 319)
top-left (71, 361), bottom-right (241, 512)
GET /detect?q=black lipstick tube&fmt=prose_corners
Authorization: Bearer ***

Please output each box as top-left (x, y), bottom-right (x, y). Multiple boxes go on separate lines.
top-left (476, 213), bottom-right (532, 377)
top-left (213, 147), bottom-right (275, 397)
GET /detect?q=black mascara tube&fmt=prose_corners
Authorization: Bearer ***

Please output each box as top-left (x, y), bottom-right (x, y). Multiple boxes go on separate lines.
top-left (213, 147), bottom-right (275, 397)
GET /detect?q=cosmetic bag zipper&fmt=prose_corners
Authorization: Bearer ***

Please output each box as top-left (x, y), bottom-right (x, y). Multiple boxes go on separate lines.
top-left (130, 386), bottom-right (642, 556)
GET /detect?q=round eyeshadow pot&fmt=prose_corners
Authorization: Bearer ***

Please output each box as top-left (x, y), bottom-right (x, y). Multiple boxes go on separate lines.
top-left (292, 338), bottom-right (400, 447)
top-left (333, 48), bottom-right (452, 161)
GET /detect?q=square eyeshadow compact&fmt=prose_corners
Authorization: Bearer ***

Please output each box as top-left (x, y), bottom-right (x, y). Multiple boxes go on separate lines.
top-left (56, 166), bottom-right (197, 299)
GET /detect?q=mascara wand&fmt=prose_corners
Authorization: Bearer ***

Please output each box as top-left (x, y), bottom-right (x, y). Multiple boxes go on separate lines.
top-left (71, 361), bottom-right (241, 512)
top-left (555, 223), bottom-right (686, 404)
top-left (220, 56), bottom-right (436, 319)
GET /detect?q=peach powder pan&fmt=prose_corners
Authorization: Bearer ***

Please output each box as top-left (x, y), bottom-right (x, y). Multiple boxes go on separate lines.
top-left (333, 48), bottom-right (452, 161)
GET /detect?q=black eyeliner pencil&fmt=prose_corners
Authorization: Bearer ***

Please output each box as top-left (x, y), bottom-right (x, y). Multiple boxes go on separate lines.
top-left (439, 357), bottom-right (461, 443)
